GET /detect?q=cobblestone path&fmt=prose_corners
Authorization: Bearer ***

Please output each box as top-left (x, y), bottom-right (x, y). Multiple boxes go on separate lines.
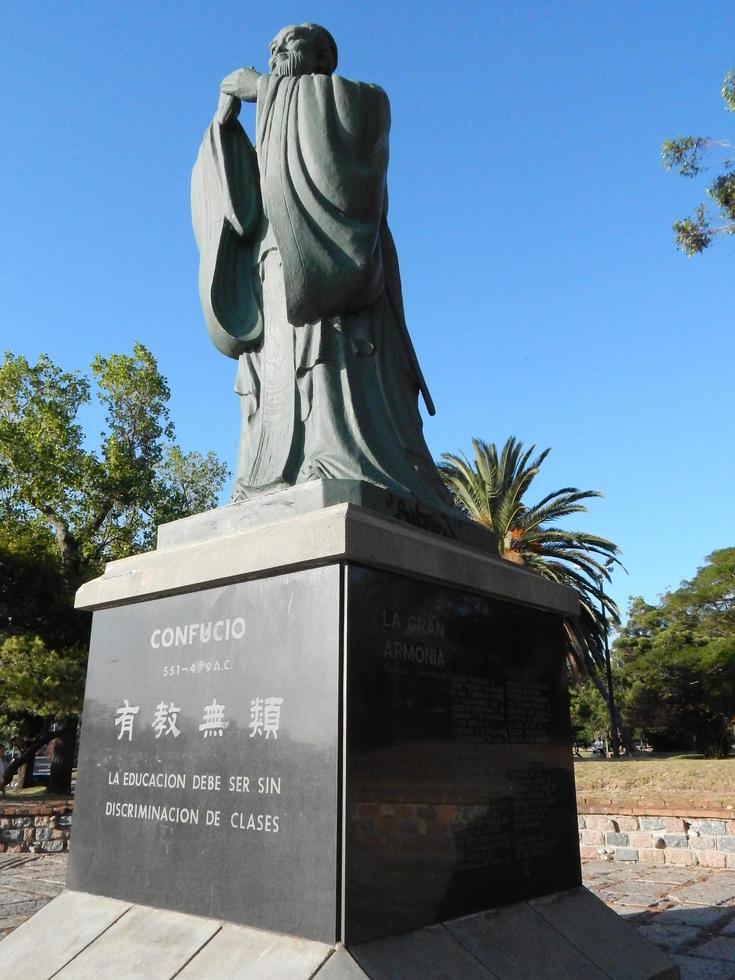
top-left (0, 852), bottom-right (67, 940)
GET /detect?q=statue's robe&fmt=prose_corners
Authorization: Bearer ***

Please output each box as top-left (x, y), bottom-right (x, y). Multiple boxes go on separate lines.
top-left (192, 73), bottom-right (450, 508)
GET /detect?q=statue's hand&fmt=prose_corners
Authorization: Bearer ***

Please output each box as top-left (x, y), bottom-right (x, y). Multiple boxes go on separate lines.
top-left (221, 66), bottom-right (260, 103)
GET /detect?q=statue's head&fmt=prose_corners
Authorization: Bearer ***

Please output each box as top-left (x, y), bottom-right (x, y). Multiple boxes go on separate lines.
top-left (268, 23), bottom-right (338, 77)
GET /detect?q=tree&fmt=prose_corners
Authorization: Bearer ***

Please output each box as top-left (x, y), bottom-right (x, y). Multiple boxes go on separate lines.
top-left (569, 679), bottom-right (611, 747)
top-left (0, 345), bottom-right (229, 791)
top-left (614, 549), bottom-right (735, 758)
top-left (662, 71), bottom-right (735, 255)
top-left (0, 520), bottom-right (86, 788)
top-left (439, 437), bottom-right (626, 748)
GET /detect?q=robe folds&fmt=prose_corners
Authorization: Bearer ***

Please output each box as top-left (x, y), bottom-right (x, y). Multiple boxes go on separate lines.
top-left (192, 72), bottom-right (451, 508)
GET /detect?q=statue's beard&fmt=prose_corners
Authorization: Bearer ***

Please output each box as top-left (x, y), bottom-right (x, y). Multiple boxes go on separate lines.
top-left (272, 51), bottom-right (312, 76)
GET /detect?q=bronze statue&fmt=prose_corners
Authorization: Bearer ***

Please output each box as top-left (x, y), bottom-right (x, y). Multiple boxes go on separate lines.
top-left (192, 24), bottom-right (450, 509)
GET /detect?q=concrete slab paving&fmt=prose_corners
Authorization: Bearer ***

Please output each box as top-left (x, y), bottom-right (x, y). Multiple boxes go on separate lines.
top-left (672, 954), bottom-right (735, 980)
top-left (9, 853), bottom-right (735, 977)
top-left (0, 890), bottom-right (131, 979)
top-left (351, 923), bottom-right (495, 979)
top-left (54, 903), bottom-right (221, 979)
top-left (315, 947), bottom-right (371, 979)
top-left (445, 901), bottom-right (608, 979)
top-left (529, 887), bottom-right (678, 980)
top-left (175, 921), bottom-right (332, 979)
top-left (693, 935), bottom-right (735, 961)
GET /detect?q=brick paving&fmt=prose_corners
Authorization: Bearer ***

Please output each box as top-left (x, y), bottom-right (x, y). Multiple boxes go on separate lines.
top-left (3, 853), bottom-right (735, 976)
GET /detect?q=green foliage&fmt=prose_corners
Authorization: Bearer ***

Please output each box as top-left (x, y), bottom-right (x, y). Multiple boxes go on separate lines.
top-left (662, 72), bottom-right (735, 254)
top-left (438, 437), bottom-right (622, 683)
top-left (722, 71), bottom-right (735, 112)
top-left (0, 521), bottom-right (82, 647)
top-left (662, 136), bottom-right (710, 177)
top-left (152, 446), bottom-right (230, 528)
top-left (0, 345), bottom-right (229, 775)
top-left (0, 353), bottom-right (90, 532)
top-left (0, 636), bottom-right (86, 719)
top-left (569, 679), bottom-right (610, 745)
top-left (615, 549), bottom-right (735, 758)
top-left (673, 205), bottom-right (715, 256)
top-left (88, 345), bottom-right (174, 546)
top-left (0, 344), bottom-right (229, 579)
top-left (709, 171), bottom-right (735, 219)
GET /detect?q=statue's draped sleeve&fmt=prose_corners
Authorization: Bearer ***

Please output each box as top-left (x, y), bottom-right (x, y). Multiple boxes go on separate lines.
top-left (192, 73), bottom-right (434, 414)
top-left (191, 117), bottom-right (264, 358)
top-left (256, 74), bottom-right (390, 327)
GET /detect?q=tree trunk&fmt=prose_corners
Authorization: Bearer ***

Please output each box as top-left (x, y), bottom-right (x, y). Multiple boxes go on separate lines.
top-left (48, 718), bottom-right (77, 794)
top-left (586, 664), bottom-right (636, 755)
top-left (13, 759), bottom-right (35, 789)
top-left (0, 721), bottom-right (72, 792)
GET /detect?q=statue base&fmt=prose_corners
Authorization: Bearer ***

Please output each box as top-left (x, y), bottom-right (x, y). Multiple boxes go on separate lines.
top-left (2, 503), bottom-right (675, 976)
top-left (156, 478), bottom-right (499, 555)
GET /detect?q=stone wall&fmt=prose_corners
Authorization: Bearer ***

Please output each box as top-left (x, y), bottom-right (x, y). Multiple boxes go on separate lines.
top-left (0, 801), bottom-right (73, 853)
top-left (3, 797), bottom-right (733, 867)
top-left (578, 800), bottom-right (735, 868)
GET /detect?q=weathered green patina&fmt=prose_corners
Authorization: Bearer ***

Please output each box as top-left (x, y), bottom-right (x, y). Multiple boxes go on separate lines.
top-left (192, 24), bottom-right (450, 509)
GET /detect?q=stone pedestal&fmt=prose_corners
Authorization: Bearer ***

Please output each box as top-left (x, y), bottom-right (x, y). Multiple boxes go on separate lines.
top-left (1, 500), bottom-right (678, 977)
top-left (69, 501), bottom-right (580, 940)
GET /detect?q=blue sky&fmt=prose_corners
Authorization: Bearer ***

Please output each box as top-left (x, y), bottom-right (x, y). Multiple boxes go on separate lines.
top-left (1, 1), bottom-right (733, 619)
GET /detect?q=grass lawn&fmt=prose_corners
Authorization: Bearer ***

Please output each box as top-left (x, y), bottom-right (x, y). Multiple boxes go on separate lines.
top-left (574, 753), bottom-right (735, 804)
top-left (1, 785), bottom-right (73, 803)
top-left (1, 770), bottom-right (76, 803)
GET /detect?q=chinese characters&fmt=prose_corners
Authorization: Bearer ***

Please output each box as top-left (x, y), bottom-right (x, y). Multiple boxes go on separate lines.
top-left (248, 697), bottom-right (284, 740)
top-left (114, 700), bottom-right (140, 742)
top-left (199, 699), bottom-right (230, 737)
top-left (113, 695), bottom-right (282, 742)
top-left (153, 702), bottom-right (181, 739)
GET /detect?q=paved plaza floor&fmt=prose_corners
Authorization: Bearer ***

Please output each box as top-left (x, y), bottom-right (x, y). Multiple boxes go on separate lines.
top-left (2, 853), bottom-right (735, 977)
top-left (583, 859), bottom-right (735, 979)
top-left (0, 851), bottom-right (68, 940)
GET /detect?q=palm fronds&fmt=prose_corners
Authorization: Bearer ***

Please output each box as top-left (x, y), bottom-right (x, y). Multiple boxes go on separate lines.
top-left (439, 436), bottom-right (622, 681)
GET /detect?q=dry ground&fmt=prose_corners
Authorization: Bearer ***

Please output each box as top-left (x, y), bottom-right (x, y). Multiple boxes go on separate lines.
top-left (574, 754), bottom-right (735, 805)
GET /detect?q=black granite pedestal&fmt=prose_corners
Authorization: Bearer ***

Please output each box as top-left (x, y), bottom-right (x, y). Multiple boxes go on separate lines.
top-left (343, 565), bottom-right (580, 944)
top-left (69, 559), bottom-right (579, 946)
top-left (38, 502), bottom-right (676, 978)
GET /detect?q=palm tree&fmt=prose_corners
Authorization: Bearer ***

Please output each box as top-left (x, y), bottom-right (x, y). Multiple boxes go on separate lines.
top-left (439, 437), bottom-right (625, 745)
